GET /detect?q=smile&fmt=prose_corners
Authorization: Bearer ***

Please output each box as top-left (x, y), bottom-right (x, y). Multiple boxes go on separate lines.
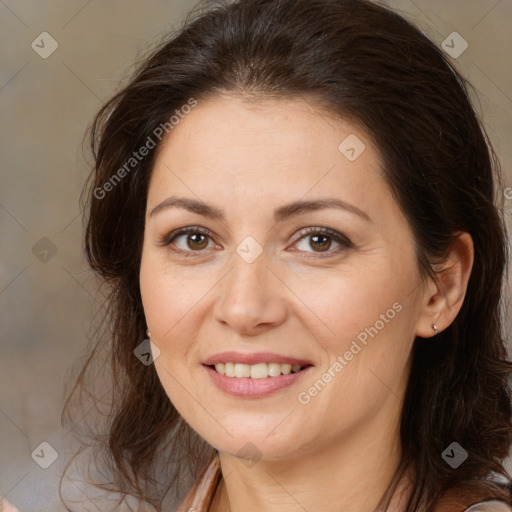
top-left (203, 362), bottom-right (313, 398)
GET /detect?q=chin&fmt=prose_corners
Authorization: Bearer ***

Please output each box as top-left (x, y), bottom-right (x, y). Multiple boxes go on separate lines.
top-left (210, 431), bottom-right (308, 463)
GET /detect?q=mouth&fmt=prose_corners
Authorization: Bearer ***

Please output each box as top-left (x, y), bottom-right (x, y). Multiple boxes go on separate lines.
top-left (202, 353), bottom-right (314, 397)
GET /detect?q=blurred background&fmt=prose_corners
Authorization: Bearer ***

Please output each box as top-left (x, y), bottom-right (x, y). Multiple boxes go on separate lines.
top-left (1, 0), bottom-right (511, 511)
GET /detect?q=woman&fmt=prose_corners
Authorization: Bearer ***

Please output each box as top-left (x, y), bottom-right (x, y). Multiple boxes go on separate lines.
top-left (63, 0), bottom-right (512, 510)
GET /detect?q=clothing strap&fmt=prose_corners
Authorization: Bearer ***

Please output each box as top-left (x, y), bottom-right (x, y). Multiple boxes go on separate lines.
top-left (465, 501), bottom-right (512, 511)
top-left (175, 451), bottom-right (221, 512)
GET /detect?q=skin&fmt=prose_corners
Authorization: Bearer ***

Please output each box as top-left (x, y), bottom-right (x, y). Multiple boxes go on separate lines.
top-left (139, 94), bottom-right (474, 512)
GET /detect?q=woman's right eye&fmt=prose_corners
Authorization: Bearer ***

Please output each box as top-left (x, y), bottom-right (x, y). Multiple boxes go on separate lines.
top-left (158, 226), bottom-right (218, 257)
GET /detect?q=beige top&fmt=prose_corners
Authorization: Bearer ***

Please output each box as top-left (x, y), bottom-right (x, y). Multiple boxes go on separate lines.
top-left (0, 498), bottom-right (19, 512)
top-left (176, 452), bottom-right (222, 512)
top-left (175, 452), bottom-right (512, 512)
top-left (465, 504), bottom-right (512, 512)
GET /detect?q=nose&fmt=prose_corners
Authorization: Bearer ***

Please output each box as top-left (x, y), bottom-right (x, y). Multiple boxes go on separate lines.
top-left (213, 246), bottom-right (288, 336)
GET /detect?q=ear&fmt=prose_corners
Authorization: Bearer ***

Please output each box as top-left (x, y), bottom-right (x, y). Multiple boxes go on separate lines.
top-left (415, 232), bottom-right (474, 338)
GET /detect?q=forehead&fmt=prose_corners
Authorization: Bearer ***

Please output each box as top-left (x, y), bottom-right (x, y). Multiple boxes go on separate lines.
top-left (154, 94), bottom-right (373, 166)
top-left (148, 94), bottom-right (395, 223)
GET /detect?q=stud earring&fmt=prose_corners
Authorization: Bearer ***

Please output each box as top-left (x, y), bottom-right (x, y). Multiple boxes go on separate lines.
top-left (146, 329), bottom-right (151, 339)
top-left (432, 324), bottom-right (439, 336)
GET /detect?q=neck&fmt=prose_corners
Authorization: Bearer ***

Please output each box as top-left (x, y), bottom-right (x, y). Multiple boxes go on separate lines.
top-left (212, 394), bottom-right (412, 512)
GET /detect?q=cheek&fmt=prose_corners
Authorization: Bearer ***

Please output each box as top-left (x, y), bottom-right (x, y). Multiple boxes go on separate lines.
top-left (139, 255), bottom-right (213, 346)
top-left (291, 264), bottom-right (417, 397)
top-left (139, 260), bottom-right (201, 413)
top-left (290, 266), bottom-right (405, 344)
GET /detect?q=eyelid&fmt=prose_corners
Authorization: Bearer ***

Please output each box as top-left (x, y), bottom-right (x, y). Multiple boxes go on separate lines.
top-left (157, 225), bottom-right (212, 246)
top-left (290, 226), bottom-right (352, 245)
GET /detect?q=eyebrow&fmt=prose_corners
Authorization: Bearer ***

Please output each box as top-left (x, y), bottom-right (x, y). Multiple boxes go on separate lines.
top-left (149, 196), bottom-right (371, 223)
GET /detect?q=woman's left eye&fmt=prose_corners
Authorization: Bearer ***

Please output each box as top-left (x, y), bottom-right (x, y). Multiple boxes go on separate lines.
top-left (290, 226), bottom-right (352, 258)
top-left (158, 226), bottom-right (352, 258)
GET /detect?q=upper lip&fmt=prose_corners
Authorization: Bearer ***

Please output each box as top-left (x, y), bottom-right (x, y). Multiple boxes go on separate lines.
top-left (203, 351), bottom-right (314, 367)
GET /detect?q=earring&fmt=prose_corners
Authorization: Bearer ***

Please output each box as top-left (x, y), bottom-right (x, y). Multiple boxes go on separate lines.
top-left (146, 329), bottom-right (151, 339)
top-left (432, 324), bottom-right (439, 336)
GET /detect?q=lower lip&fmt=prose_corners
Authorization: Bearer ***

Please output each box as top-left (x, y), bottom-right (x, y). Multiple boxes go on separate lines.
top-left (203, 365), bottom-right (313, 398)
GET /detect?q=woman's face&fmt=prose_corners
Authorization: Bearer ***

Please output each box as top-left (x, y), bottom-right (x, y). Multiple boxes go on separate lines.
top-left (139, 94), bottom-right (431, 462)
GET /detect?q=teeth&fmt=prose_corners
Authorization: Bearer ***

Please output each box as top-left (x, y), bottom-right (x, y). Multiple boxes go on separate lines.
top-left (250, 363), bottom-right (267, 379)
top-left (281, 364), bottom-right (292, 375)
top-left (214, 362), bottom-right (304, 377)
top-left (225, 362), bottom-right (235, 377)
top-left (235, 363), bottom-right (251, 378)
top-left (268, 363), bottom-right (282, 377)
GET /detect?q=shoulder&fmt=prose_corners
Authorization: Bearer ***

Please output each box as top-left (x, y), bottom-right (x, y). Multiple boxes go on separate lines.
top-left (435, 476), bottom-right (512, 512)
top-left (464, 501), bottom-right (512, 512)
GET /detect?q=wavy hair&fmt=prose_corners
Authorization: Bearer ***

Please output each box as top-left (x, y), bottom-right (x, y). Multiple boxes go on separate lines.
top-left (62, 0), bottom-right (512, 510)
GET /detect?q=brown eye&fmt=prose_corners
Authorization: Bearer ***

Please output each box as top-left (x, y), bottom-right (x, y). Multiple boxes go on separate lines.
top-left (292, 227), bottom-right (352, 258)
top-left (185, 232), bottom-right (209, 250)
top-left (160, 226), bottom-right (215, 256)
top-left (309, 234), bottom-right (332, 252)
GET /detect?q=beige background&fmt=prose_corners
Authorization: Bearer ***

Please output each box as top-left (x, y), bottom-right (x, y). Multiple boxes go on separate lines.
top-left (0, 1), bottom-right (511, 511)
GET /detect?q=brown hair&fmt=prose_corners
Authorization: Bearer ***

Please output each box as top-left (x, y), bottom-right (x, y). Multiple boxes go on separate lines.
top-left (63, 0), bottom-right (512, 510)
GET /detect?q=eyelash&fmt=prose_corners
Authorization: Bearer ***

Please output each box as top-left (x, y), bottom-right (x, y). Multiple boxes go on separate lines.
top-left (157, 226), bottom-right (353, 260)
